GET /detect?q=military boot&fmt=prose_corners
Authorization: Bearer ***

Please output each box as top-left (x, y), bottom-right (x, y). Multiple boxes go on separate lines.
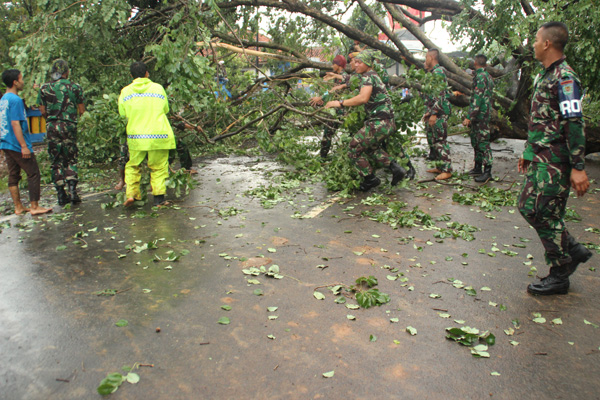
top-left (425, 149), bottom-right (435, 161)
top-left (474, 165), bottom-right (492, 183)
top-left (389, 161), bottom-right (407, 186)
top-left (527, 266), bottom-right (570, 295)
top-left (565, 235), bottom-right (593, 277)
top-left (406, 160), bottom-right (417, 180)
top-left (319, 144), bottom-right (331, 159)
top-left (359, 174), bottom-right (381, 192)
top-left (56, 186), bottom-right (71, 207)
top-left (468, 162), bottom-right (482, 175)
top-left (68, 180), bottom-right (82, 204)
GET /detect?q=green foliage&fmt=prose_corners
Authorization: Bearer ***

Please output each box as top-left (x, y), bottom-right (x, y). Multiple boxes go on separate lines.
top-left (165, 169), bottom-right (197, 198)
top-left (364, 205), bottom-right (433, 228)
top-left (78, 93), bottom-right (125, 165)
top-left (452, 186), bottom-right (518, 212)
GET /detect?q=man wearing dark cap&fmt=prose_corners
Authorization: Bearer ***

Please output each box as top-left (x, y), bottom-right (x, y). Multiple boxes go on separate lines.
top-left (37, 59), bottom-right (85, 206)
top-left (324, 50), bottom-right (415, 191)
top-left (310, 55), bottom-right (349, 158)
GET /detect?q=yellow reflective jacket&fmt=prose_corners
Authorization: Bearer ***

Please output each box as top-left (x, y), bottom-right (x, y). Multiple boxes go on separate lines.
top-left (118, 78), bottom-right (175, 151)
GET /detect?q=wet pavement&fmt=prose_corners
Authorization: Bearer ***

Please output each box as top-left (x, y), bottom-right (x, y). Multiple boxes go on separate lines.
top-left (1, 136), bottom-right (600, 399)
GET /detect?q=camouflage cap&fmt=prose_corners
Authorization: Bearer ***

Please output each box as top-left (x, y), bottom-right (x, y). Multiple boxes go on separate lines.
top-left (50, 59), bottom-right (69, 80)
top-left (354, 50), bottom-right (377, 67)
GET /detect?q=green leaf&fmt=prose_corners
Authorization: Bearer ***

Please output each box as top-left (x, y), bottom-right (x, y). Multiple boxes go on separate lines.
top-left (218, 317), bottom-right (230, 325)
top-left (406, 326), bottom-right (417, 336)
top-left (56, 245), bottom-right (67, 251)
top-left (322, 370), bottom-right (335, 378)
top-left (126, 373), bottom-right (140, 384)
top-left (313, 291), bottom-right (326, 300)
top-left (551, 318), bottom-right (563, 325)
top-left (390, 317), bottom-right (399, 323)
top-left (267, 334), bottom-right (276, 340)
top-left (345, 303), bottom-right (359, 309)
top-left (584, 319), bottom-right (599, 328)
top-left (267, 306), bottom-right (278, 312)
top-left (369, 334), bottom-right (377, 342)
top-left (429, 293), bottom-right (441, 299)
top-left (533, 317), bottom-right (546, 324)
top-left (347, 315), bottom-right (356, 320)
top-left (221, 305), bottom-right (232, 311)
top-left (490, 371), bottom-right (501, 376)
top-left (253, 289), bottom-right (263, 296)
top-left (115, 319), bottom-right (128, 327)
top-left (267, 248), bottom-right (277, 253)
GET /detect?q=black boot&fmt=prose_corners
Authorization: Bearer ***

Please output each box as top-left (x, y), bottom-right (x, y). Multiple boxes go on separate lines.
top-left (56, 186), bottom-right (71, 206)
top-left (474, 165), bottom-right (492, 183)
top-left (389, 161), bottom-right (407, 186)
top-left (425, 149), bottom-right (435, 161)
top-left (565, 235), bottom-right (593, 276)
top-left (406, 161), bottom-right (416, 180)
top-left (527, 266), bottom-right (570, 295)
top-left (359, 174), bottom-right (381, 192)
top-left (468, 162), bottom-right (482, 175)
top-left (153, 194), bottom-right (166, 206)
top-left (68, 180), bottom-right (81, 204)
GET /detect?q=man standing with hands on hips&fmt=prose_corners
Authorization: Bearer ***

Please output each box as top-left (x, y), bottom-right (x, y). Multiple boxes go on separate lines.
top-left (518, 21), bottom-right (592, 295)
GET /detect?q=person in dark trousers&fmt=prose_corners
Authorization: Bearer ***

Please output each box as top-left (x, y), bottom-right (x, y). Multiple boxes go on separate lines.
top-left (0, 69), bottom-right (51, 215)
top-left (423, 49), bottom-right (452, 181)
top-left (37, 59), bottom-right (85, 206)
top-left (463, 54), bottom-right (494, 183)
top-left (324, 50), bottom-right (413, 191)
top-left (518, 22), bottom-right (592, 295)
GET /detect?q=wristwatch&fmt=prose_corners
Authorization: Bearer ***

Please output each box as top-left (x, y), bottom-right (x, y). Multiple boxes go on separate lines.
top-left (573, 162), bottom-right (584, 171)
top-left (339, 100), bottom-right (344, 108)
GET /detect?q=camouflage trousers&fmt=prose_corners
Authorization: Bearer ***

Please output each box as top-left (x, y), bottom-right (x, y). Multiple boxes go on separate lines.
top-left (348, 118), bottom-right (406, 177)
top-left (425, 116), bottom-right (452, 172)
top-left (518, 162), bottom-right (573, 267)
top-left (470, 119), bottom-right (492, 167)
top-left (47, 121), bottom-right (78, 187)
top-left (321, 121), bottom-right (341, 157)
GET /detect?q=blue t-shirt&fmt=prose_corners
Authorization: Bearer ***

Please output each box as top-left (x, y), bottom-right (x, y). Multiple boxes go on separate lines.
top-left (0, 92), bottom-right (31, 153)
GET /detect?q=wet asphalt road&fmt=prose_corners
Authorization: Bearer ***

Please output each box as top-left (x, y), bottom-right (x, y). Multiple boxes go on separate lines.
top-left (1, 136), bottom-right (599, 399)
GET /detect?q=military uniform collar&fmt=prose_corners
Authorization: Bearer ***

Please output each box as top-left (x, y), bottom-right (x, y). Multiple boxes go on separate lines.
top-left (475, 67), bottom-right (486, 73)
top-left (545, 56), bottom-right (566, 72)
top-left (429, 63), bottom-right (441, 72)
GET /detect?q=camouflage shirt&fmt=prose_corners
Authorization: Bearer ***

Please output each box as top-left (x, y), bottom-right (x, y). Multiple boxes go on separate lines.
top-left (360, 70), bottom-right (393, 121)
top-left (424, 64), bottom-right (451, 117)
top-left (469, 67), bottom-right (494, 121)
top-left (523, 57), bottom-right (585, 167)
top-left (37, 78), bottom-right (84, 123)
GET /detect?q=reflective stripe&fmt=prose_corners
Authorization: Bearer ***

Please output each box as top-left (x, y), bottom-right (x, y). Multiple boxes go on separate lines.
top-left (128, 134), bottom-right (169, 139)
top-left (122, 93), bottom-right (165, 102)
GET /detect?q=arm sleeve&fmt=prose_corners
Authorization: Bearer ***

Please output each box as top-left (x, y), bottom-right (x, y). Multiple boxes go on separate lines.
top-left (558, 76), bottom-right (585, 167)
top-left (36, 89), bottom-right (44, 107)
top-left (469, 74), bottom-right (482, 120)
top-left (566, 119), bottom-right (585, 167)
top-left (162, 87), bottom-right (169, 114)
top-left (9, 97), bottom-right (26, 122)
top-left (75, 84), bottom-right (84, 105)
top-left (118, 93), bottom-right (126, 118)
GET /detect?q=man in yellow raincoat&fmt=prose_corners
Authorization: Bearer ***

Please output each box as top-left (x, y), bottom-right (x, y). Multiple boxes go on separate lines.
top-left (118, 62), bottom-right (175, 207)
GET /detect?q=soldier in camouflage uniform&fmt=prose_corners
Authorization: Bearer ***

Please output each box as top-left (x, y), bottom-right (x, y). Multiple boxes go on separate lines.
top-left (324, 50), bottom-right (413, 191)
top-left (518, 22), bottom-right (592, 296)
top-left (310, 55), bottom-right (349, 158)
top-left (463, 54), bottom-right (494, 183)
top-left (423, 49), bottom-right (452, 180)
top-left (37, 59), bottom-right (85, 206)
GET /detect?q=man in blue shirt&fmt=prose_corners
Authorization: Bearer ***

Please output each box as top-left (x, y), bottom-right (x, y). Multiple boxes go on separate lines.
top-left (0, 69), bottom-right (51, 215)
